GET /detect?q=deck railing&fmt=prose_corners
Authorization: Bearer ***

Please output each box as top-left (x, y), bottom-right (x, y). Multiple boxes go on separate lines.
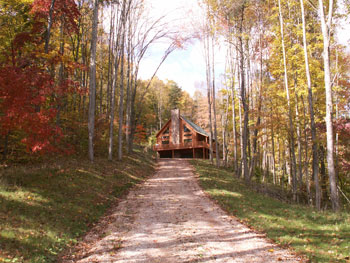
top-left (153, 141), bottom-right (215, 151)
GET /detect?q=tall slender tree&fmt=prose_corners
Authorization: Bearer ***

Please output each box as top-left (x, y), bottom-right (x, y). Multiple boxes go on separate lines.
top-left (318, 0), bottom-right (340, 211)
top-left (88, 0), bottom-right (99, 162)
top-left (278, 0), bottom-right (298, 201)
top-left (300, 0), bottom-right (321, 209)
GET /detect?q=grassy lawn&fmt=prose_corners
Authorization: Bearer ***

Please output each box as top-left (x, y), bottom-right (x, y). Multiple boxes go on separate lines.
top-left (191, 159), bottom-right (350, 263)
top-left (0, 149), bottom-right (155, 263)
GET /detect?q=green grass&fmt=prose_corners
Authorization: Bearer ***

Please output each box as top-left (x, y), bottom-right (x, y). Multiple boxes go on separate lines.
top-left (191, 159), bottom-right (350, 263)
top-left (0, 148), bottom-right (155, 263)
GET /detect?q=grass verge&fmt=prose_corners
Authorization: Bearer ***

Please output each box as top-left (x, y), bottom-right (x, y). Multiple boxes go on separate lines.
top-left (191, 159), bottom-right (350, 263)
top-left (0, 148), bottom-right (155, 263)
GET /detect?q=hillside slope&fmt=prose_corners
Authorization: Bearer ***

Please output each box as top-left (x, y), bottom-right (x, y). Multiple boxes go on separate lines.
top-left (191, 160), bottom-right (350, 263)
top-left (0, 149), bottom-right (155, 263)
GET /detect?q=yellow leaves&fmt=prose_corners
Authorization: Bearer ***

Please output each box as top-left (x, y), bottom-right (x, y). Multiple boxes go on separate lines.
top-left (268, 248), bottom-right (275, 252)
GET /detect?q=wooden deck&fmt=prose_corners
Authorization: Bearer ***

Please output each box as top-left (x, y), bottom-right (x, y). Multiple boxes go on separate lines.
top-left (154, 141), bottom-right (215, 152)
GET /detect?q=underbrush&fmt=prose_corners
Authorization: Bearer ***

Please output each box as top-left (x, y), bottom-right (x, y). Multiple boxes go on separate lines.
top-left (0, 147), bottom-right (155, 263)
top-left (191, 159), bottom-right (350, 263)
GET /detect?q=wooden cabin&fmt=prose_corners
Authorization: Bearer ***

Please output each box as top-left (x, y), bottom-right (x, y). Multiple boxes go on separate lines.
top-left (154, 109), bottom-right (215, 159)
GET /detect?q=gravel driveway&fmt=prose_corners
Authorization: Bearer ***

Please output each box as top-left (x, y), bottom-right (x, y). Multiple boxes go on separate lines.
top-left (64, 159), bottom-right (303, 263)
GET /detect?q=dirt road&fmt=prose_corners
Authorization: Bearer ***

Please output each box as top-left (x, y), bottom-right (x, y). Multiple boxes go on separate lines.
top-left (67, 159), bottom-right (302, 263)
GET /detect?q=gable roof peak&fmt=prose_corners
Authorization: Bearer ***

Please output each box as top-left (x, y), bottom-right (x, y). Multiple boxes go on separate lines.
top-left (181, 115), bottom-right (209, 137)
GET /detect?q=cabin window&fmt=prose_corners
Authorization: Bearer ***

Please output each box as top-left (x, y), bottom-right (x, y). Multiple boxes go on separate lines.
top-left (162, 136), bottom-right (169, 140)
top-left (164, 127), bottom-right (169, 134)
top-left (184, 139), bottom-right (192, 144)
top-left (184, 134), bottom-right (192, 137)
top-left (184, 125), bottom-right (190, 132)
top-left (162, 141), bottom-right (169, 145)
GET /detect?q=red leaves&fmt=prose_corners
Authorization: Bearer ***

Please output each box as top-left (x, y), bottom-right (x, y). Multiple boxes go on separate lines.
top-left (334, 118), bottom-right (350, 172)
top-left (31, 0), bottom-right (80, 33)
top-left (0, 0), bottom-right (82, 155)
top-left (0, 64), bottom-right (62, 154)
top-left (13, 32), bottom-right (32, 50)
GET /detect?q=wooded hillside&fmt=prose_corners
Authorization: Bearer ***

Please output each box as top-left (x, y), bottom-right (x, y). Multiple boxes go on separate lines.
top-left (0, 0), bottom-right (349, 212)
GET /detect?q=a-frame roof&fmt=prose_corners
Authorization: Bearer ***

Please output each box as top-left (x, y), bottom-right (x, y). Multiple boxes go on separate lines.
top-left (156, 115), bottom-right (209, 138)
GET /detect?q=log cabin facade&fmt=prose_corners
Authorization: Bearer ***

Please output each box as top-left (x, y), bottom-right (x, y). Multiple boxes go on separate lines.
top-left (154, 109), bottom-right (215, 158)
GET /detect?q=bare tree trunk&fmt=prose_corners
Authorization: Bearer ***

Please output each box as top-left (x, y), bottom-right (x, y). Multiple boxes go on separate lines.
top-left (204, 23), bottom-right (213, 163)
top-left (278, 0), bottom-right (297, 201)
top-left (117, 35), bottom-right (126, 161)
top-left (223, 91), bottom-right (229, 166)
top-left (158, 84), bottom-right (163, 130)
top-left (300, 0), bottom-right (320, 209)
top-left (249, 35), bottom-right (263, 179)
top-left (45, 0), bottom-right (56, 53)
top-left (211, 36), bottom-right (220, 167)
top-left (271, 114), bottom-right (276, 185)
top-left (230, 45), bottom-right (238, 174)
top-left (108, 61), bottom-right (119, 160)
top-left (238, 87), bottom-right (243, 178)
top-left (125, 12), bottom-right (132, 152)
top-left (280, 139), bottom-right (285, 188)
top-left (207, 82), bottom-right (213, 164)
top-left (231, 84), bottom-right (238, 174)
top-left (99, 35), bottom-right (104, 115)
top-left (57, 18), bottom-right (65, 126)
top-left (106, 6), bottom-right (115, 115)
top-left (237, 8), bottom-right (249, 182)
top-left (318, 0), bottom-right (340, 211)
top-left (88, 0), bottom-right (99, 162)
top-left (335, 50), bottom-right (339, 180)
top-left (71, 3), bottom-right (82, 113)
top-left (295, 92), bottom-right (303, 202)
top-left (301, 95), bottom-right (312, 205)
top-left (108, 6), bottom-right (123, 161)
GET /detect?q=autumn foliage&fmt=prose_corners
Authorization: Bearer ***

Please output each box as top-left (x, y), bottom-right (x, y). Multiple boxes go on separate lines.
top-left (334, 119), bottom-right (350, 172)
top-left (0, 0), bottom-right (80, 155)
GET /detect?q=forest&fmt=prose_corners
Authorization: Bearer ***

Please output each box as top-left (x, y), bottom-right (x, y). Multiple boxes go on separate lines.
top-left (1, 0), bottom-right (350, 211)
top-left (1, 0), bottom-right (350, 261)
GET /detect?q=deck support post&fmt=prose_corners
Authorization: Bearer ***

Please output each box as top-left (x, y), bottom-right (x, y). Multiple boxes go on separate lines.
top-left (203, 148), bottom-right (205, 159)
top-left (172, 150), bottom-right (174, 158)
top-left (193, 148), bottom-right (195, 159)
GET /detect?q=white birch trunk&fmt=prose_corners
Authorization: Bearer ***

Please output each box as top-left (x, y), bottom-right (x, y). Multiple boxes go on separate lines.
top-left (318, 0), bottom-right (340, 211)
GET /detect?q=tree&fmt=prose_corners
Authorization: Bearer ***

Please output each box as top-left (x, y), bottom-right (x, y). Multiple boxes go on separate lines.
top-left (88, 0), bottom-right (99, 162)
top-left (168, 81), bottom-right (183, 110)
top-left (300, 0), bottom-right (321, 209)
top-left (278, 0), bottom-right (298, 201)
top-left (318, 0), bottom-right (340, 211)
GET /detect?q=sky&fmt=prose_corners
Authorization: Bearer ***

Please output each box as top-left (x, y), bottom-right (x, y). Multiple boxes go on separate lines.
top-left (138, 0), bottom-right (350, 97)
top-left (138, 0), bottom-right (226, 96)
